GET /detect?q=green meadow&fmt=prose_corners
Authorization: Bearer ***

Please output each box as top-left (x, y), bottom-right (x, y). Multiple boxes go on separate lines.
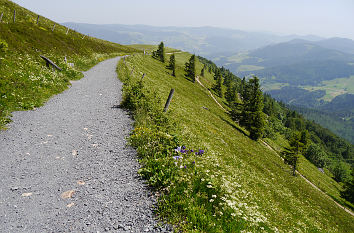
top-left (117, 51), bottom-right (354, 232)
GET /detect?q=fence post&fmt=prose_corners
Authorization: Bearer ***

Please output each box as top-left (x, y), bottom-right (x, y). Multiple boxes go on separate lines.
top-left (141, 73), bottom-right (145, 81)
top-left (163, 89), bottom-right (175, 112)
top-left (13, 10), bottom-right (16, 23)
top-left (36, 15), bottom-right (40, 25)
top-left (82, 35), bottom-right (86, 39)
top-left (66, 28), bottom-right (69, 35)
top-left (0, 13), bottom-right (3, 23)
top-left (52, 23), bottom-right (56, 32)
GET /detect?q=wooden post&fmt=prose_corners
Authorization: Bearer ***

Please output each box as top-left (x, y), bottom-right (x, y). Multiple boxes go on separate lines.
top-left (163, 89), bottom-right (175, 112)
top-left (36, 15), bottom-right (40, 25)
top-left (141, 73), bottom-right (145, 81)
top-left (0, 13), bottom-right (3, 23)
top-left (82, 35), bottom-right (86, 39)
top-left (13, 9), bottom-right (16, 23)
top-left (66, 28), bottom-right (69, 35)
top-left (52, 23), bottom-right (56, 32)
top-left (64, 56), bottom-right (67, 63)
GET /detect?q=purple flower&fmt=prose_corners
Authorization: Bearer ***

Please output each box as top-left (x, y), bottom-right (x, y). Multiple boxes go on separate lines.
top-left (195, 149), bottom-right (205, 155)
top-left (183, 165), bottom-right (187, 169)
top-left (182, 146), bottom-right (186, 150)
top-left (173, 155), bottom-right (183, 160)
top-left (174, 146), bottom-right (182, 153)
top-left (190, 149), bottom-right (194, 153)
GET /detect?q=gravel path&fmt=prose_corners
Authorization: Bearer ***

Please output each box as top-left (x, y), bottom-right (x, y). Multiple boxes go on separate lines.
top-left (0, 57), bottom-right (170, 232)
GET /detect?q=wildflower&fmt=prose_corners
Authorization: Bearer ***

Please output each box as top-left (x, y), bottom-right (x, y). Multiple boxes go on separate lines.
top-left (182, 146), bottom-right (186, 150)
top-left (209, 199), bottom-right (214, 202)
top-left (174, 146), bottom-right (182, 153)
top-left (195, 149), bottom-right (205, 155)
top-left (212, 194), bottom-right (217, 198)
top-left (173, 155), bottom-right (183, 160)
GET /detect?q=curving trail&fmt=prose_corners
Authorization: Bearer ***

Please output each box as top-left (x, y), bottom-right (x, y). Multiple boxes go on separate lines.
top-left (0, 57), bottom-right (170, 232)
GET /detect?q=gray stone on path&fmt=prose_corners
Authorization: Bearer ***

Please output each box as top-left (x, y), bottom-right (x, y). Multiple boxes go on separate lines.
top-left (0, 57), bottom-right (170, 232)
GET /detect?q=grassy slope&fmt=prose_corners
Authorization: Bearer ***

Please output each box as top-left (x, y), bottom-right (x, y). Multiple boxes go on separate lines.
top-left (0, 0), bottom-right (137, 127)
top-left (120, 52), bottom-right (354, 232)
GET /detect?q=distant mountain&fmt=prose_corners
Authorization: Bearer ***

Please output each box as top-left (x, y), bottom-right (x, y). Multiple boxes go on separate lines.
top-left (315, 37), bottom-right (354, 54)
top-left (232, 39), bottom-right (354, 143)
top-left (63, 22), bottom-right (324, 58)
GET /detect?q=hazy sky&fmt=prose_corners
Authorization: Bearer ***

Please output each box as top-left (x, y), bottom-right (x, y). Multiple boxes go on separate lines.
top-left (11, 0), bottom-right (354, 39)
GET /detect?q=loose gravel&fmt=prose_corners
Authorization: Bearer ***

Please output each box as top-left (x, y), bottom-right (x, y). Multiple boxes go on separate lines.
top-left (0, 57), bottom-right (171, 232)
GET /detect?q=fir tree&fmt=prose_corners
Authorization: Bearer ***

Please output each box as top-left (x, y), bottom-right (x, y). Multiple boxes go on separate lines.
top-left (152, 42), bottom-right (165, 63)
top-left (239, 77), bottom-right (265, 140)
top-left (184, 54), bottom-right (196, 82)
top-left (167, 54), bottom-right (176, 76)
top-left (213, 68), bottom-right (220, 80)
top-left (213, 71), bottom-right (223, 97)
top-left (225, 82), bottom-right (237, 105)
top-left (341, 167), bottom-right (354, 203)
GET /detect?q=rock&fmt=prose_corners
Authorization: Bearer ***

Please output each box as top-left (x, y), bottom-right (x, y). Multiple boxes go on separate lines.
top-left (21, 192), bottom-right (33, 197)
top-left (61, 190), bottom-right (75, 199)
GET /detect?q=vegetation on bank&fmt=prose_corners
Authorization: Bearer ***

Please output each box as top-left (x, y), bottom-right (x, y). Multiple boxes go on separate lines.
top-left (0, 0), bottom-right (137, 128)
top-left (117, 46), bottom-right (354, 232)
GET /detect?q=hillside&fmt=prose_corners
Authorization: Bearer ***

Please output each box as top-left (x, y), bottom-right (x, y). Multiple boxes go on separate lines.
top-left (0, 0), bottom-right (137, 128)
top-left (117, 49), bottom-right (354, 232)
top-left (63, 22), bottom-right (323, 58)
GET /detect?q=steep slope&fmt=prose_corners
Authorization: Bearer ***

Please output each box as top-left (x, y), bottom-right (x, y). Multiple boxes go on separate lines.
top-left (117, 52), bottom-right (354, 232)
top-left (0, 0), bottom-right (137, 128)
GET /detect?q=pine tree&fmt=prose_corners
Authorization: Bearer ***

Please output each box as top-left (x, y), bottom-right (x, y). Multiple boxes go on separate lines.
top-left (286, 131), bottom-right (306, 176)
top-left (225, 82), bottom-right (237, 105)
top-left (152, 42), bottom-right (165, 63)
top-left (213, 71), bottom-right (223, 97)
top-left (184, 54), bottom-right (196, 82)
top-left (239, 77), bottom-right (265, 140)
top-left (213, 69), bottom-right (219, 80)
top-left (341, 167), bottom-right (354, 203)
top-left (167, 54), bottom-right (176, 76)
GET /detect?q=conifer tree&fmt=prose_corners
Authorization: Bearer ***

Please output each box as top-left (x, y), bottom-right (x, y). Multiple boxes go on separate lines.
top-left (239, 77), bottom-right (265, 140)
top-left (341, 167), bottom-right (354, 203)
top-left (167, 54), bottom-right (176, 76)
top-left (213, 71), bottom-right (223, 97)
top-left (152, 42), bottom-right (165, 63)
top-left (184, 54), bottom-right (196, 82)
top-left (225, 82), bottom-right (237, 105)
top-left (213, 68), bottom-right (220, 80)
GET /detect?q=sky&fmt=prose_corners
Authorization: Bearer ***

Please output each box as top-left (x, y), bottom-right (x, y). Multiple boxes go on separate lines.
top-left (11, 0), bottom-right (354, 40)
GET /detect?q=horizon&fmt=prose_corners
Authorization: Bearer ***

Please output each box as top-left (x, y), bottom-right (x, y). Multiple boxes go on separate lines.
top-left (10, 0), bottom-right (354, 40)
